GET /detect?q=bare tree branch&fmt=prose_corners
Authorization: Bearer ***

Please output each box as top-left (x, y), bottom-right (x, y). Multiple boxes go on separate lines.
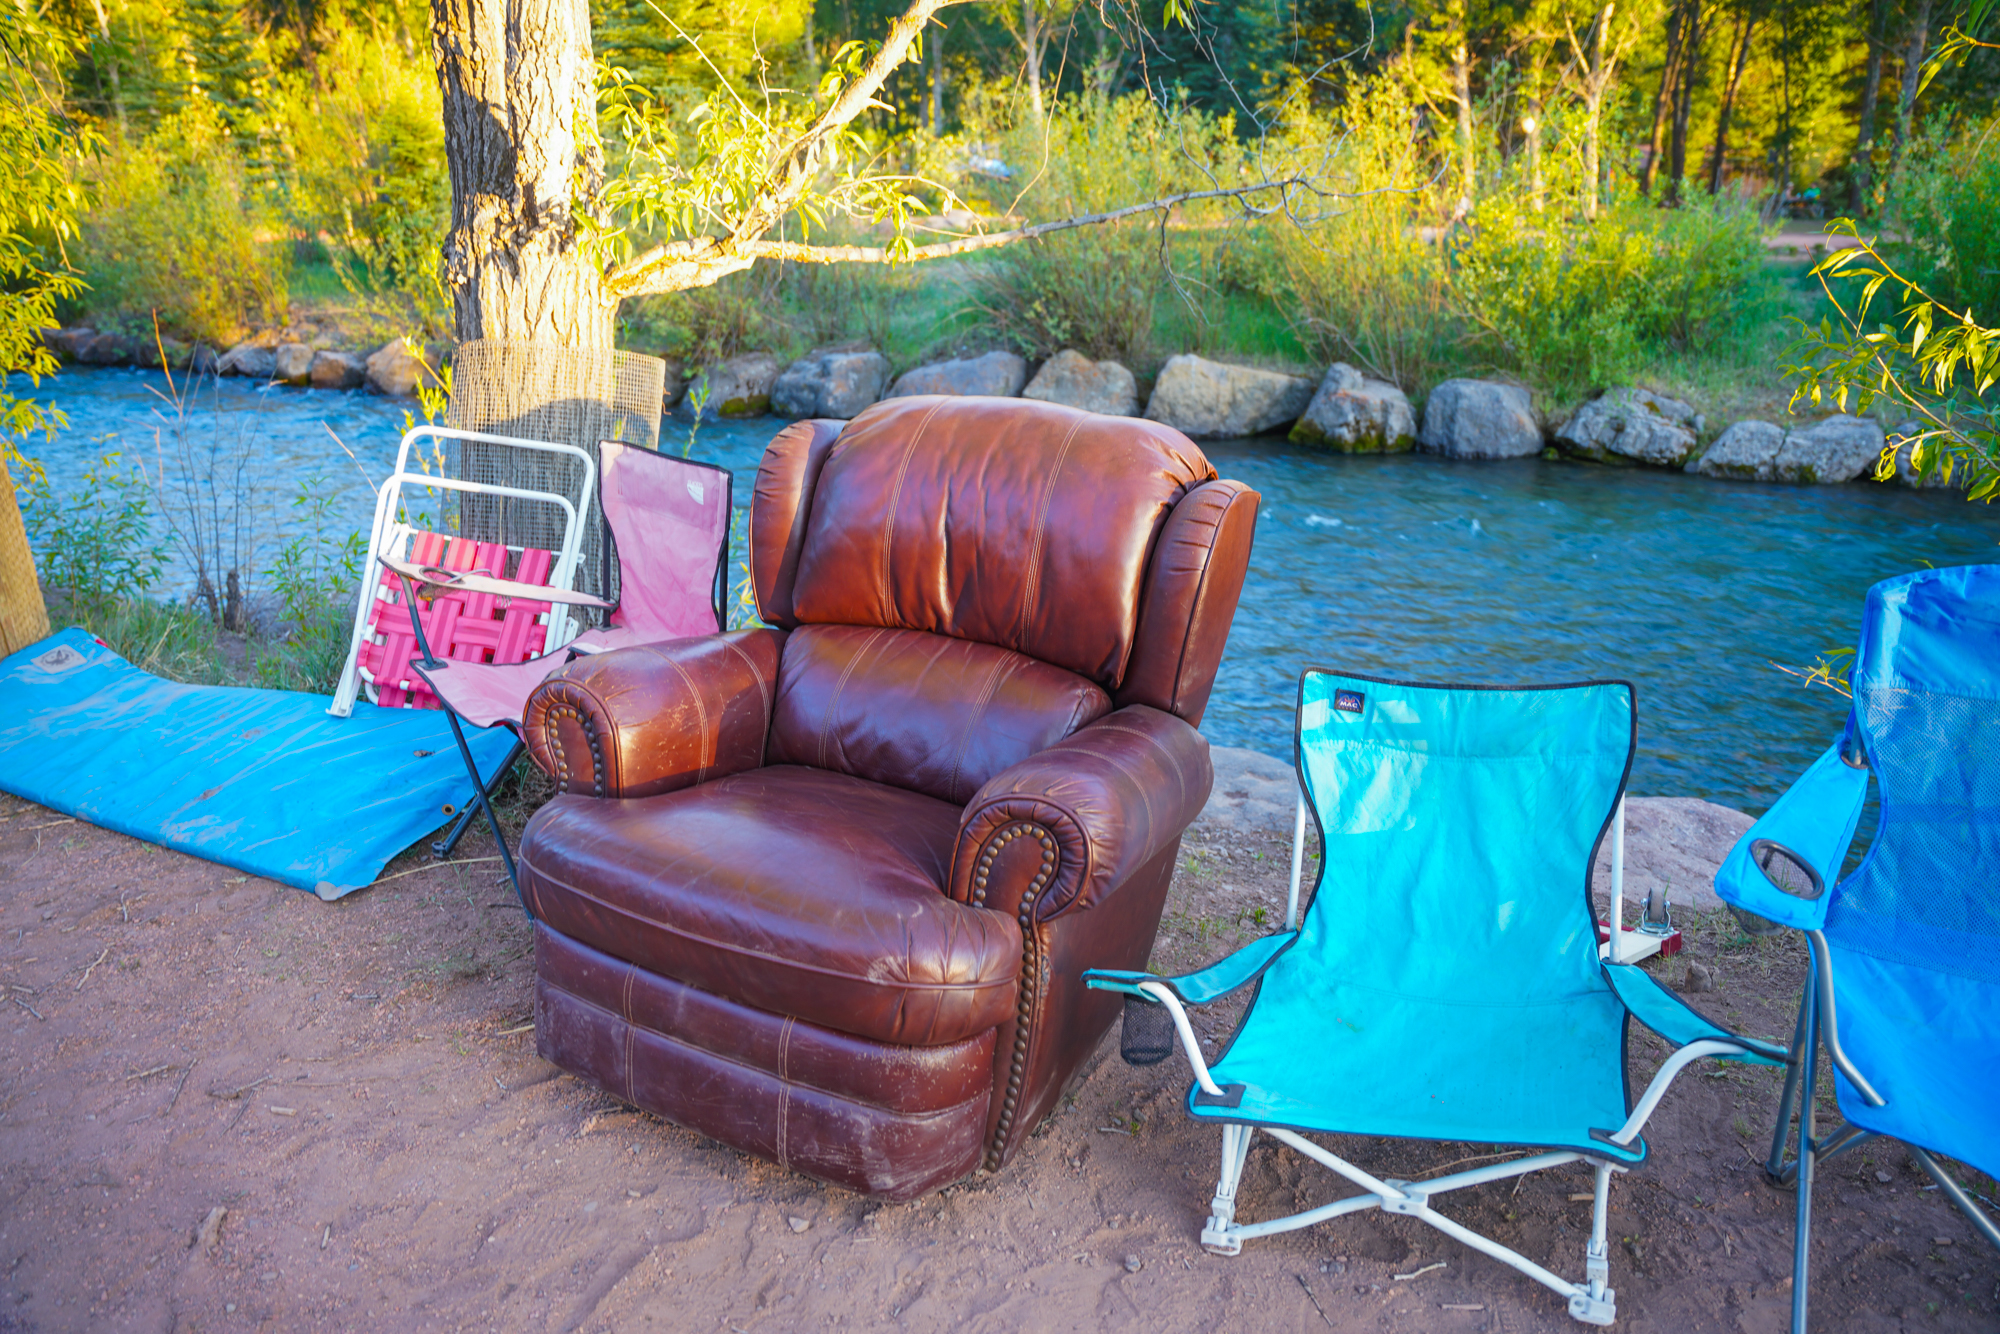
top-left (609, 0), bottom-right (974, 295)
top-left (610, 178), bottom-right (1331, 296)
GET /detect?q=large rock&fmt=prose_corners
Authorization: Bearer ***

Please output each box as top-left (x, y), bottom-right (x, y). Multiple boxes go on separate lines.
top-left (887, 350), bottom-right (1027, 400)
top-left (1198, 746), bottom-right (1299, 835)
top-left (1021, 350), bottom-right (1138, 416)
top-left (1690, 420), bottom-right (1785, 479)
top-left (1143, 353), bottom-right (1315, 438)
top-left (771, 346), bottom-right (891, 419)
top-left (1773, 414), bottom-right (1885, 483)
top-left (1417, 379), bottom-right (1543, 459)
top-left (308, 349), bottom-right (367, 390)
top-left (42, 327), bottom-right (95, 360)
top-left (677, 352), bottom-right (782, 421)
top-left (1887, 421), bottom-right (1974, 490)
top-left (75, 332), bottom-right (135, 366)
top-left (1556, 386), bottom-right (1703, 467)
top-left (274, 342), bottom-right (314, 386)
top-left (216, 342), bottom-right (277, 379)
top-left (1289, 363), bottom-right (1416, 453)
top-left (1590, 797), bottom-right (1753, 916)
top-left (1692, 415), bottom-right (1885, 484)
top-left (365, 340), bottom-right (440, 397)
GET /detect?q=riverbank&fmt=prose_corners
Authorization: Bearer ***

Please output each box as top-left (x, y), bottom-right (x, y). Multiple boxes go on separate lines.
top-left (1, 768), bottom-right (1992, 1332)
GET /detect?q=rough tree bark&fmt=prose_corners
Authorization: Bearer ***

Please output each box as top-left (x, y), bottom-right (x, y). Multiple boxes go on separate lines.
top-left (1022, 0), bottom-right (1045, 123)
top-left (430, 0), bottom-right (617, 348)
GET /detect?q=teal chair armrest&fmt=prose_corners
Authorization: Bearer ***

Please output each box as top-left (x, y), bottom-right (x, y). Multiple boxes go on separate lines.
top-left (1603, 963), bottom-right (1788, 1065)
top-left (1715, 740), bottom-right (1869, 932)
top-left (1085, 930), bottom-right (1298, 1006)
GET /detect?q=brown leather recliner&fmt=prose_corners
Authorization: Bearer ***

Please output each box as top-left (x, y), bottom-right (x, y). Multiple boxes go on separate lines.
top-left (517, 396), bottom-right (1259, 1200)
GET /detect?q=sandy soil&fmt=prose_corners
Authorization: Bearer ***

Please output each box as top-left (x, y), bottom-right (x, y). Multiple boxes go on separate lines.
top-left (0, 794), bottom-right (1994, 1334)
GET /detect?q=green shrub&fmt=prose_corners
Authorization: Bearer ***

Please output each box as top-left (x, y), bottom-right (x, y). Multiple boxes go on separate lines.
top-left (1883, 117), bottom-right (2000, 325)
top-left (253, 476), bottom-right (364, 694)
top-left (970, 224), bottom-right (1162, 365)
top-left (72, 104), bottom-right (288, 344)
top-left (21, 452), bottom-right (166, 615)
top-left (1446, 194), bottom-right (1773, 406)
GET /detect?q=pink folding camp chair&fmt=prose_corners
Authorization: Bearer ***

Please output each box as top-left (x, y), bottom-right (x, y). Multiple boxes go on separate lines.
top-left (397, 441), bottom-right (735, 903)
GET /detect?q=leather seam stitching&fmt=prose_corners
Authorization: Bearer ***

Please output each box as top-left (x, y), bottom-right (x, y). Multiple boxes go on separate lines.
top-left (946, 652), bottom-right (1012, 803)
top-left (540, 980), bottom-right (995, 1119)
top-left (816, 627), bottom-right (889, 770)
top-left (1016, 418), bottom-right (1085, 646)
top-left (878, 401), bottom-right (947, 625)
top-left (720, 636), bottom-right (776, 761)
top-left (525, 870), bottom-right (1023, 994)
top-left (659, 651), bottom-right (712, 784)
top-left (1164, 487), bottom-right (1234, 713)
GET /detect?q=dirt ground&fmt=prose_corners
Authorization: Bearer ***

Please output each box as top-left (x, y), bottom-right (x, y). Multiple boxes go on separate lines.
top-left (1, 792), bottom-right (1994, 1334)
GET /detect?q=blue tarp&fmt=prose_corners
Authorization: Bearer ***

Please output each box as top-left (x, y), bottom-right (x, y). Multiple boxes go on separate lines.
top-left (0, 628), bottom-right (516, 898)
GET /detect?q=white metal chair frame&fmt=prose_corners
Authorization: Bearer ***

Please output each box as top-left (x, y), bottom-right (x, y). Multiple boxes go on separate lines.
top-left (329, 428), bottom-right (598, 719)
top-left (1147, 791), bottom-right (1767, 1327)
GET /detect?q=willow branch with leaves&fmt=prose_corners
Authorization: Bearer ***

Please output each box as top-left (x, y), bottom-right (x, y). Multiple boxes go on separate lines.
top-left (1785, 219), bottom-right (2000, 500)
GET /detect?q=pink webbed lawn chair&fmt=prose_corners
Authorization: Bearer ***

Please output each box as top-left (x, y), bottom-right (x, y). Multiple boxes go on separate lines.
top-left (398, 440), bottom-right (735, 903)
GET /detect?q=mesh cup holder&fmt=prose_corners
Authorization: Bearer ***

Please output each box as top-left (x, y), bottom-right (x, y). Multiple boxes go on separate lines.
top-left (1120, 994), bottom-right (1176, 1066)
top-left (1730, 839), bottom-right (1827, 938)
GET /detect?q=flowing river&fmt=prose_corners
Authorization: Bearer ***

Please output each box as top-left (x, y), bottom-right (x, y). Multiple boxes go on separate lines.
top-left (21, 367), bottom-right (1997, 811)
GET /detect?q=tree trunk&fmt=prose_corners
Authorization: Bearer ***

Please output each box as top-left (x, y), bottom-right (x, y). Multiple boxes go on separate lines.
top-left (1666, 0), bottom-right (1708, 203)
top-left (0, 461), bottom-right (49, 658)
top-left (1705, 2), bottom-right (1758, 194)
top-left (929, 15), bottom-right (945, 134)
top-left (1850, 0), bottom-right (1884, 213)
top-left (1453, 42), bottom-right (1475, 205)
top-left (430, 0), bottom-right (618, 348)
top-left (1023, 0), bottom-right (1044, 123)
top-left (1640, 1), bottom-right (1688, 195)
top-left (1891, 0), bottom-right (1933, 174)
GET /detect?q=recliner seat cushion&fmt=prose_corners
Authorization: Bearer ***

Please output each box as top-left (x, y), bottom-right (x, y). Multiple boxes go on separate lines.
top-left (518, 765), bottom-right (1022, 1046)
top-left (766, 624), bottom-right (1111, 804)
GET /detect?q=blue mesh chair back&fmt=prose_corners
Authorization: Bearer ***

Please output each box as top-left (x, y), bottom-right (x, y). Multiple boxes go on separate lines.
top-left (1824, 564), bottom-right (2000, 1178)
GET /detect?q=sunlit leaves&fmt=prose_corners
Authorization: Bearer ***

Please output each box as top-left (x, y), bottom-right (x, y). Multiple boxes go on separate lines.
top-left (1784, 222), bottom-right (2000, 499)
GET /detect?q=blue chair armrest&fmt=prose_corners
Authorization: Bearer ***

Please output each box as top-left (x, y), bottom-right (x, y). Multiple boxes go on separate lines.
top-left (1715, 740), bottom-right (1869, 932)
top-left (1085, 930), bottom-right (1299, 1006)
top-left (1603, 963), bottom-right (1788, 1066)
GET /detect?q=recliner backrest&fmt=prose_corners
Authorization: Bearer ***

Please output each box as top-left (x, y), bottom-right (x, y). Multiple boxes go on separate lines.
top-left (749, 397), bottom-right (1257, 805)
top-left (757, 397), bottom-right (1216, 687)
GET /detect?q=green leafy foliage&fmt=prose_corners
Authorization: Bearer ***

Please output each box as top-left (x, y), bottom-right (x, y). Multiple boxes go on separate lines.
top-left (1786, 222), bottom-right (2000, 499)
top-left (70, 103), bottom-right (288, 344)
top-left (21, 452), bottom-right (166, 614)
top-left (254, 476), bottom-right (364, 693)
top-left (0, 5), bottom-right (98, 458)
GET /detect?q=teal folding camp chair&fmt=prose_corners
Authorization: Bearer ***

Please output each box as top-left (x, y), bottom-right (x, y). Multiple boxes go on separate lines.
top-left (1717, 563), bottom-right (2000, 1334)
top-left (1086, 670), bottom-right (1788, 1326)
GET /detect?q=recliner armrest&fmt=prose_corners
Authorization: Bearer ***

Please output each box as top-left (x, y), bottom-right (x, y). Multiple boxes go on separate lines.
top-left (524, 628), bottom-right (786, 799)
top-left (949, 705), bottom-right (1212, 922)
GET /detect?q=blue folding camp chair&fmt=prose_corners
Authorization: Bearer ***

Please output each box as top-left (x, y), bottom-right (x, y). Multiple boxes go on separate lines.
top-left (1716, 563), bottom-right (2000, 1334)
top-left (1086, 670), bottom-right (1787, 1326)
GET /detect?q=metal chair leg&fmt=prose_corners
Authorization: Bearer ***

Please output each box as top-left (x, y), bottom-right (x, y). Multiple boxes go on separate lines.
top-left (432, 738), bottom-right (524, 859)
top-left (1909, 1146), bottom-right (2000, 1253)
top-left (439, 704), bottom-right (526, 916)
top-left (1767, 985), bottom-right (1813, 1187)
top-left (1790, 984), bottom-right (1820, 1334)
